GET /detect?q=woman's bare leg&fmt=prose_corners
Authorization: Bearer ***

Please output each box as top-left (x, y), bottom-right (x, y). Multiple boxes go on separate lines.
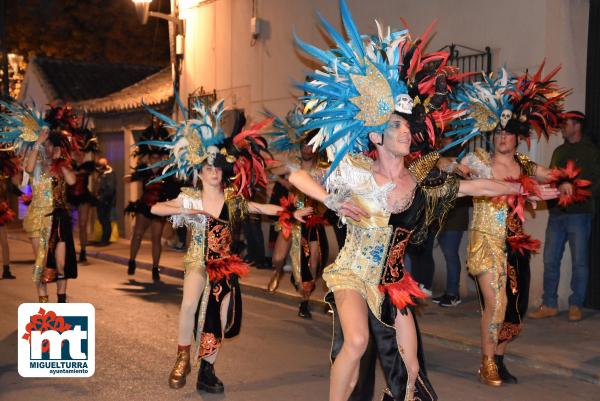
top-left (476, 272), bottom-right (498, 358)
top-left (129, 214), bottom-right (150, 261)
top-left (330, 289), bottom-right (369, 401)
top-left (177, 269), bottom-right (207, 345)
top-left (31, 237), bottom-right (48, 297)
top-left (150, 218), bottom-right (165, 267)
top-left (55, 242), bottom-right (67, 294)
top-left (302, 240), bottom-right (320, 301)
top-left (395, 308), bottom-right (419, 400)
top-left (267, 231), bottom-right (292, 292)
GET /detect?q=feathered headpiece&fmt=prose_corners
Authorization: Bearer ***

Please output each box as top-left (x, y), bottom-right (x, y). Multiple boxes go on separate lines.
top-left (263, 100), bottom-right (322, 152)
top-left (72, 117), bottom-right (99, 154)
top-left (294, 0), bottom-right (413, 172)
top-left (0, 100), bottom-right (47, 153)
top-left (443, 62), bottom-right (571, 150)
top-left (140, 97), bottom-right (273, 197)
top-left (295, 0), bottom-right (463, 171)
top-left (442, 68), bottom-right (516, 150)
top-left (133, 119), bottom-right (172, 157)
top-left (44, 105), bottom-right (79, 132)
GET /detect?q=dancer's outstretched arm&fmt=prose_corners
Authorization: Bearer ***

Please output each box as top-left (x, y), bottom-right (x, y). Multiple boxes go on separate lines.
top-left (458, 178), bottom-right (559, 201)
top-left (289, 170), bottom-right (369, 221)
top-left (151, 198), bottom-right (201, 216)
top-left (249, 202), bottom-right (313, 222)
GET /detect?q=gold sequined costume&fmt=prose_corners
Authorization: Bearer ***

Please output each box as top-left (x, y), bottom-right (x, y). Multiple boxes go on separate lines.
top-left (464, 148), bottom-right (537, 339)
top-left (324, 153), bottom-right (459, 324)
top-left (23, 169), bottom-right (54, 282)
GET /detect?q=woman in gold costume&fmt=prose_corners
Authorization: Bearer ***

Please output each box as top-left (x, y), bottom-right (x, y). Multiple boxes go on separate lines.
top-left (23, 128), bottom-right (77, 303)
top-left (446, 65), bottom-right (569, 386)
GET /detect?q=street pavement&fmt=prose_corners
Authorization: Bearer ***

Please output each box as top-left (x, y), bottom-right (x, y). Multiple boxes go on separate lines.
top-left (1, 238), bottom-right (599, 401)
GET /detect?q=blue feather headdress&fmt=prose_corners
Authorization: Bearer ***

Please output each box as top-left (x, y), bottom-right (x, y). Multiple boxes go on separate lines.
top-left (295, 0), bottom-right (412, 172)
top-left (263, 100), bottom-right (323, 152)
top-left (0, 100), bottom-right (47, 153)
top-left (441, 69), bottom-right (517, 152)
top-left (139, 97), bottom-right (232, 186)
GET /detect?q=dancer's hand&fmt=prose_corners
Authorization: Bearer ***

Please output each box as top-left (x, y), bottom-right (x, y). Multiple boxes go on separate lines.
top-left (526, 184), bottom-right (560, 202)
top-left (338, 200), bottom-right (369, 221)
top-left (558, 182), bottom-right (574, 197)
top-left (293, 207), bottom-right (314, 223)
top-left (526, 184), bottom-right (559, 209)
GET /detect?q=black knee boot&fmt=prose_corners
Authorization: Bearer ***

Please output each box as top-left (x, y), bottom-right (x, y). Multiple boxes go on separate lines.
top-left (197, 360), bottom-right (224, 393)
top-left (152, 265), bottom-right (160, 281)
top-left (495, 354), bottom-right (517, 383)
top-left (2, 265), bottom-right (16, 279)
top-left (127, 259), bottom-right (136, 275)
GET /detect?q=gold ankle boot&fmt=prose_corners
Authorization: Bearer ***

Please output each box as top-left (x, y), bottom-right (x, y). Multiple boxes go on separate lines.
top-left (267, 270), bottom-right (284, 293)
top-left (168, 346), bottom-right (191, 389)
top-left (478, 355), bottom-right (502, 386)
top-left (39, 296), bottom-right (49, 303)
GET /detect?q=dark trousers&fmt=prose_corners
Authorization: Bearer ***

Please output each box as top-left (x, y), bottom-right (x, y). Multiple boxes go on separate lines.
top-left (408, 231), bottom-right (436, 290)
top-left (437, 230), bottom-right (464, 296)
top-left (97, 204), bottom-right (112, 243)
top-left (244, 217), bottom-right (266, 264)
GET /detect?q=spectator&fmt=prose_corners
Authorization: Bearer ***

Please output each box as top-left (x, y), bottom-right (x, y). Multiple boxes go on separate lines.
top-left (432, 197), bottom-right (470, 307)
top-left (530, 111), bottom-right (600, 322)
top-left (95, 158), bottom-right (116, 245)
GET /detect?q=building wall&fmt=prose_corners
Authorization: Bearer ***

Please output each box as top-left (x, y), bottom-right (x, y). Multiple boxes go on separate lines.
top-left (17, 62), bottom-right (53, 106)
top-left (179, 0), bottom-right (589, 309)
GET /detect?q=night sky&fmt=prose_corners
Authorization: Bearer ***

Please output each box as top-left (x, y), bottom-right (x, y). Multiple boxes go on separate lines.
top-left (6, 0), bottom-right (171, 66)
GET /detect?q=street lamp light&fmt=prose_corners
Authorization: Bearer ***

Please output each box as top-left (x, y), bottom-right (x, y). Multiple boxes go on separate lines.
top-left (131, 0), bottom-right (185, 106)
top-left (132, 0), bottom-right (152, 24)
top-left (131, 0), bottom-right (182, 25)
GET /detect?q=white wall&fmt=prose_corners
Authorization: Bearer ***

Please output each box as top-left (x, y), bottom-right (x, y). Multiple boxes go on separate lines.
top-left (179, 0), bottom-right (590, 309)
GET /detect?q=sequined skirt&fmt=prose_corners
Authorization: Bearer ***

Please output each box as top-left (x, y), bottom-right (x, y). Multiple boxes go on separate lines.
top-left (466, 230), bottom-right (506, 276)
top-left (23, 205), bottom-right (53, 238)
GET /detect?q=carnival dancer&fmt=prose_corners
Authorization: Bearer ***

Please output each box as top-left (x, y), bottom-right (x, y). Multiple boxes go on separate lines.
top-left (69, 121), bottom-right (99, 262)
top-left (264, 106), bottom-right (329, 319)
top-left (288, 2), bottom-right (559, 400)
top-left (0, 102), bottom-right (78, 302)
top-left (441, 65), bottom-right (585, 386)
top-left (141, 98), bottom-right (311, 393)
top-left (0, 148), bottom-right (20, 279)
top-left (125, 118), bottom-right (180, 281)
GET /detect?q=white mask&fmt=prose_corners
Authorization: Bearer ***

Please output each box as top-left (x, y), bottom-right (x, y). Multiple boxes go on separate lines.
top-left (206, 145), bottom-right (219, 166)
top-left (395, 94), bottom-right (413, 114)
top-left (500, 109), bottom-right (513, 129)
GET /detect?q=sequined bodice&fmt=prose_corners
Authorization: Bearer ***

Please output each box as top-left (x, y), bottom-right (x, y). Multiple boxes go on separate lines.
top-left (31, 172), bottom-right (54, 210)
top-left (171, 188), bottom-right (232, 268)
top-left (326, 155), bottom-right (428, 283)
